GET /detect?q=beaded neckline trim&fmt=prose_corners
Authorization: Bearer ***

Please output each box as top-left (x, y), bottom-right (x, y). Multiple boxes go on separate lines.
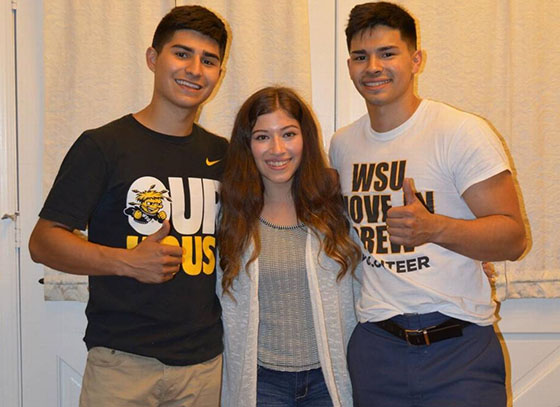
top-left (259, 217), bottom-right (306, 230)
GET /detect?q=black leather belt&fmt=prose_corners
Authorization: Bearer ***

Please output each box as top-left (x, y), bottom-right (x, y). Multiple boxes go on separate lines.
top-left (375, 317), bottom-right (471, 346)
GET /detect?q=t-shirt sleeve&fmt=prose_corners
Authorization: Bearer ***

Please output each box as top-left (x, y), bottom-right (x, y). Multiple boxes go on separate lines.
top-left (39, 133), bottom-right (109, 230)
top-left (328, 133), bottom-right (340, 169)
top-left (448, 116), bottom-right (510, 195)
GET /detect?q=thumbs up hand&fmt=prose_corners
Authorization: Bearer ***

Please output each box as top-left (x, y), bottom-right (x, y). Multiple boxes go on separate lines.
top-left (144, 218), bottom-right (173, 242)
top-left (122, 220), bottom-right (184, 283)
top-left (386, 178), bottom-right (436, 247)
top-left (403, 177), bottom-right (418, 206)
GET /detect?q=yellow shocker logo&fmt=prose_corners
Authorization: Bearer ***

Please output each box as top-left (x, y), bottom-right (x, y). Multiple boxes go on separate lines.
top-left (124, 184), bottom-right (171, 224)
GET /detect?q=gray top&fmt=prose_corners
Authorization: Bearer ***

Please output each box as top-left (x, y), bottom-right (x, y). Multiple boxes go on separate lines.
top-left (218, 226), bottom-right (361, 406)
top-left (257, 218), bottom-right (320, 371)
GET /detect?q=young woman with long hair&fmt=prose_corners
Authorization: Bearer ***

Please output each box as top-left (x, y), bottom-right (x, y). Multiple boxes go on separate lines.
top-left (217, 86), bottom-right (362, 407)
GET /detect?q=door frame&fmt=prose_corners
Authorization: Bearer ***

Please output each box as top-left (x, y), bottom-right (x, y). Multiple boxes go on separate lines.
top-left (0, 1), bottom-right (22, 406)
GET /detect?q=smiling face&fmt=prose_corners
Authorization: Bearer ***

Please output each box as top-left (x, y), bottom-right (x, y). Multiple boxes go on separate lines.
top-left (347, 25), bottom-right (422, 112)
top-left (147, 29), bottom-right (222, 115)
top-left (250, 109), bottom-right (304, 195)
top-left (141, 198), bottom-right (163, 215)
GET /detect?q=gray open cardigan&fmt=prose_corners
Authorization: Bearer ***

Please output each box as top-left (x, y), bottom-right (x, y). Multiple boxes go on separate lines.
top-left (217, 229), bottom-right (361, 407)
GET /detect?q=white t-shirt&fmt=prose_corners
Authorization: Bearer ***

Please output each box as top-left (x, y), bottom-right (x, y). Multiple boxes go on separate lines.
top-left (329, 99), bottom-right (509, 325)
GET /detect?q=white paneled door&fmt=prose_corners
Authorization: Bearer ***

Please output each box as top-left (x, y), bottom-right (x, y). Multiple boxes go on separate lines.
top-left (16, 2), bottom-right (88, 407)
top-left (1, 2), bottom-right (22, 406)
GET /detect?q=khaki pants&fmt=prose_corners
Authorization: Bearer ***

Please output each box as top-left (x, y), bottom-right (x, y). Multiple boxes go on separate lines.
top-left (79, 347), bottom-right (222, 407)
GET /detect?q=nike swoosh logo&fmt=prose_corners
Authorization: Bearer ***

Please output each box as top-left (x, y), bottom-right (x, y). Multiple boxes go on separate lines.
top-left (206, 158), bottom-right (221, 166)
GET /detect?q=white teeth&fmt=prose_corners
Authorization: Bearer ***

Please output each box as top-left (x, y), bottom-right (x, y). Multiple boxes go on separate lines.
top-left (267, 160), bottom-right (289, 167)
top-left (364, 79), bottom-right (391, 86)
top-left (176, 79), bottom-right (202, 89)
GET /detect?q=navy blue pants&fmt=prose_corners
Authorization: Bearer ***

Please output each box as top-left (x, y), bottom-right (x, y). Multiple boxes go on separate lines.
top-left (256, 365), bottom-right (333, 406)
top-left (347, 312), bottom-right (506, 407)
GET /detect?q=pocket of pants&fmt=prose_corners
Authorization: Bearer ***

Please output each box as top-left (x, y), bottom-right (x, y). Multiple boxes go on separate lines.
top-left (87, 346), bottom-right (127, 368)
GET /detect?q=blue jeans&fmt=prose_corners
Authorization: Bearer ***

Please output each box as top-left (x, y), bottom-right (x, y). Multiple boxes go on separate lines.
top-left (256, 365), bottom-right (333, 406)
top-left (347, 312), bottom-right (506, 407)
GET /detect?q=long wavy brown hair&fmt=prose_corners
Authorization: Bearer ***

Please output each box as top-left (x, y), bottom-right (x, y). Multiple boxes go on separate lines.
top-left (218, 86), bottom-right (361, 295)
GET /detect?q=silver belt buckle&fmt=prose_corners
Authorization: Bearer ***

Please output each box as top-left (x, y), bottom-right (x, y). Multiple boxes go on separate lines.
top-left (405, 326), bottom-right (436, 346)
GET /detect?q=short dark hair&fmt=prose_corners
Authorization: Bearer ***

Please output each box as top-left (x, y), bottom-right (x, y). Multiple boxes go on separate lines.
top-left (345, 2), bottom-right (417, 50)
top-left (152, 5), bottom-right (228, 60)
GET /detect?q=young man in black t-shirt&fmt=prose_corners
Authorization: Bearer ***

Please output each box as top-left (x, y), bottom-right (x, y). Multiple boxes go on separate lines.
top-left (29, 6), bottom-right (229, 406)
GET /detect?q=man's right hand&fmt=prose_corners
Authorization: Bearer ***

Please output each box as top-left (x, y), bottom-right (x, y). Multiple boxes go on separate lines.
top-left (123, 220), bottom-right (183, 283)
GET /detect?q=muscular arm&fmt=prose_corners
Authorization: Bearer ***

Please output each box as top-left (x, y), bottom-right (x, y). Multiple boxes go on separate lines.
top-left (29, 218), bottom-right (183, 283)
top-left (386, 171), bottom-right (527, 261)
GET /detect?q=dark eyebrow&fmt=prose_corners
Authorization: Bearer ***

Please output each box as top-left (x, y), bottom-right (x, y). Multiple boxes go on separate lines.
top-left (171, 45), bottom-right (221, 62)
top-left (350, 45), bottom-right (399, 55)
top-left (377, 45), bottom-right (399, 52)
top-left (350, 49), bottom-right (367, 56)
top-left (251, 124), bottom-right (300, 135)
top-left (203, 52), bottom-right (221, 61)
top-left (281, 124), bottom-right (300, 131)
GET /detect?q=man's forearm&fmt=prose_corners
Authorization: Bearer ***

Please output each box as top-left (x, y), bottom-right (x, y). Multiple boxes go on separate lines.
top-left (431, 213), bottom-right (527, 262)
top-left (386, 172), bottom-right (527, 262)
top-left (29, 218), bottom-right (183, 283)
top-left (29, 219), bottom-right (127, 276)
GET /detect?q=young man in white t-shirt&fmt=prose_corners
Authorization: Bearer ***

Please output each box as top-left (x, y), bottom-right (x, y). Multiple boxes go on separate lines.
top-left (329, 2), bottom-right (527, 406)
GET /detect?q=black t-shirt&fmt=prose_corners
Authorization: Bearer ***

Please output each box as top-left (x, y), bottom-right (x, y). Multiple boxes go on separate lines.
top-left (40, 114), bottom-right (228, 365)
